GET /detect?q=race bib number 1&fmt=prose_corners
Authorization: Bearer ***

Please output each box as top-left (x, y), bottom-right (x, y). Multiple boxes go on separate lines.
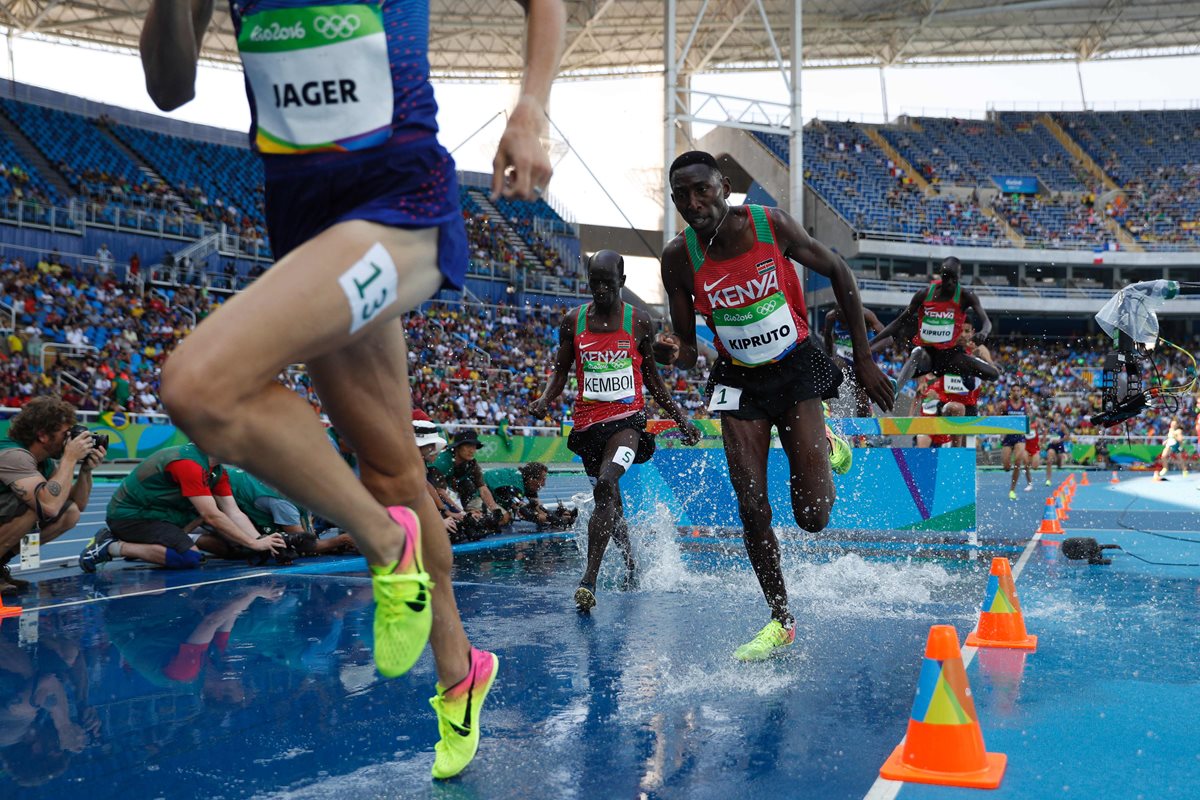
top-left (708, 384), bottom-right (742, 412)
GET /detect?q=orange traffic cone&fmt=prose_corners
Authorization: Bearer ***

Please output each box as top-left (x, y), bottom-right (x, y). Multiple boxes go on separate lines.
top-left (0, 594), bottom-right (20, 618)
top-left (1037, 498), bottom-right (1063, 534)
top-left (1110, 471), bottom-right (1120, 484)
top-left (879, 625), bottom-right (1007, 789)
top-left (1080, 472), bottom-right (1090, 486)
top-left (965, 558), bottom-right (1038, 651)
top-left (1054, 492), bottom-right (1069, 522)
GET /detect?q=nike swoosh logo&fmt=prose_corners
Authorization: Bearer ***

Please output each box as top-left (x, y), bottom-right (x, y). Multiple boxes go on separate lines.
top-left (702, 275), bottom-right (728, 292)
top-left (578, 341), bottom-right (598, 349)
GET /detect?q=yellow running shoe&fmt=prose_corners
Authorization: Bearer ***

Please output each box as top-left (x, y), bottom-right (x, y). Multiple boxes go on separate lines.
top-left (574, 585), bottom-right (596, 613)
top-left (370, 506), bottom-right (433, 678)
top-left (431, 647), bottom-right (500, 779)
top-left (733, 619), bottom-right (796, 662)
top-left (826, 425), bottom-right (853, 476)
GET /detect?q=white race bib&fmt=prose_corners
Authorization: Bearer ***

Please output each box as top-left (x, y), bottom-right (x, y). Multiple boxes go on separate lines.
top-left (582, 359), bottom-right (636, 402)
top-left (708, 384), bottom-right (743, 411)
top-left (711, 291), bottom-right (798, 366)
top-left (919, 310), bottom-right (957, 344)
top-left (238, 5), bottom-right (393, 154)
top-left (612, 446), bottom-right (635, 469)
top-left (921, 396), bottom-right (940, 416)
top-left (943, 373), bottom-right (968, 395)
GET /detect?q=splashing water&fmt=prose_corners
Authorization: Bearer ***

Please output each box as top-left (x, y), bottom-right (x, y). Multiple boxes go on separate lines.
top-left (786, 553), bottom-right (965, 620)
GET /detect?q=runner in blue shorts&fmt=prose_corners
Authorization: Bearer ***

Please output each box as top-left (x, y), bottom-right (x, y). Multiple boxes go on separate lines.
top-left (1044, 413), bottom-right (1071, 486)
top-left (140, 0), bottom-right (566, 780)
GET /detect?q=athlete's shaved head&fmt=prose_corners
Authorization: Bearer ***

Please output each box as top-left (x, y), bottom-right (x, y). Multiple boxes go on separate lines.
top-left (940, 256), bottom-right (962, 276)
top-left (669, 150), bottom-right (721, 180)
top-left (586, 249), bottom-right (625, 277)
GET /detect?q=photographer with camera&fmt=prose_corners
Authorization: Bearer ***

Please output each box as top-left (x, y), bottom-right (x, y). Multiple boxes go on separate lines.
top-left (0, 397), bottom-right (106, 594)
top-left (484, 462), bottom-right (576, 530)
top-left (219, 466), bottom-right (356, 560)
top-left (79, 443), bottom-right (286, 573)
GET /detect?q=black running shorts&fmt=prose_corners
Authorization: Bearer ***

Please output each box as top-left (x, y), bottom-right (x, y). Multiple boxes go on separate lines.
top-left (568, 411), bottom-right (655, 478)
top-left (706, 338), bottom-right (843, 422)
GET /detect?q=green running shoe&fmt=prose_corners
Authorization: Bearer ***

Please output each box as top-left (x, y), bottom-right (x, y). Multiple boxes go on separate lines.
top-left (826, 425), bottom-right (853, 476)
top-left (430, 647), bottom-right (499, 779)
top-left (1008, 489), bottom-right (1017, 500)
top-left (574, 585), bottom-right (596, 613)
top-left (733, 619), bottom-right (796, 662)
top-left (371, 506), bottom-right (433, 678)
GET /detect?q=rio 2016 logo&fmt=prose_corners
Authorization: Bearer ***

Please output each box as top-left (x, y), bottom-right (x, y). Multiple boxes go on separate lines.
top-left (314, 14), bottom-right (362, 39)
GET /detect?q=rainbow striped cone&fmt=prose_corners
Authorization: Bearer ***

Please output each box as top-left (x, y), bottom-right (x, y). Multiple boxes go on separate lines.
top-left (965, 558), bottom-right (1038, 651)
top-left (879, 625), bottom-right (1007, 789)
top-left (1037, 497), bottom-right (1063, 534)
top-left (1054, 492), bottom-right (1069, 521)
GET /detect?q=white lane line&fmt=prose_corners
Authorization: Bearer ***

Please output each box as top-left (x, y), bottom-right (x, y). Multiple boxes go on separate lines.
top-left (863, 529), bottom-right (1043, 800)
top-left (17, 571), bottom-right (275, 613)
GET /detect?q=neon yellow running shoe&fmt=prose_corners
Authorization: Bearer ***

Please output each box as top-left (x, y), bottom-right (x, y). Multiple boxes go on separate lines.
top-left (1008, 489), bottom-right (1017, 500)
top-left (733, 620), bottom-right (796, 662)
top-left (430, 647), bottom-right (500, 779)
top-left (574, 585), bottom-right (596, 613)
top-left (371, 506), bottom-right (433, 678)
top-left (827, 425), bottom-right (853, 476)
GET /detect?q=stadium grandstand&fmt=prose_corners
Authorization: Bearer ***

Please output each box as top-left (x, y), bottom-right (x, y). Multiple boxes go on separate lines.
top-left (0, 75), bottom-right (1196, 441)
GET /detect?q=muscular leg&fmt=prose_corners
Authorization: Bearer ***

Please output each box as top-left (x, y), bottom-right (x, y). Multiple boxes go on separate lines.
top-left (777, 398), bottom-right (837, 533)
top-left (942, 401), bottom-right (966, 447)
top-left (893, 347), bottom-right (933, 396)
top-left (307, 316), bottom-right (469, 689)
top-left (160, 220), bottom-right (442, 571)
top-left (722, 415), bottom-right (790, 625)
top-left (580, 427), bottom-right (640, 590)
top-left (1001, 445), bottom-right (1014, 472)
top-left (940, 350), bottom-right (1001, 382)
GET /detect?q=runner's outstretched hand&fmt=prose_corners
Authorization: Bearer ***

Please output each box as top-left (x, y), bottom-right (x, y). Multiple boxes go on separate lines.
top-left (492, 96), bottom-right (553, 201)
top-left (857, 357), bottom-right (895, 412)
top-left (528, 397), bottom-right (550, 420)
top-left (653, 333), bottom-right (681, 365)
top-left (678, 420), bottom-right (702, 447)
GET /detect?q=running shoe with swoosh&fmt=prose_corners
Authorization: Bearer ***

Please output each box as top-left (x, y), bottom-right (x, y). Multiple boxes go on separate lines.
top-left (430, 647), bottom-right (499, 779)
top-left (370, 506), bottom-right (433, 678)
top-left (733, 619), bottom-right (796, 662)
top-left (822, 402), bottom-right (853, 476)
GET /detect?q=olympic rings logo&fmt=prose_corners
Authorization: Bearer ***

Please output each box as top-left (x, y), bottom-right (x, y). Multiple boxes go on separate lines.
top-left (314, 14), bottom-right (362, 39)
top-left (755, 297), bottom-right (780, 315)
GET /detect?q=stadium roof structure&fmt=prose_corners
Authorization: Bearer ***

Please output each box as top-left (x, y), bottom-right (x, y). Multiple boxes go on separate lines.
top-left (4, 0), bottom-right (1200, 80)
